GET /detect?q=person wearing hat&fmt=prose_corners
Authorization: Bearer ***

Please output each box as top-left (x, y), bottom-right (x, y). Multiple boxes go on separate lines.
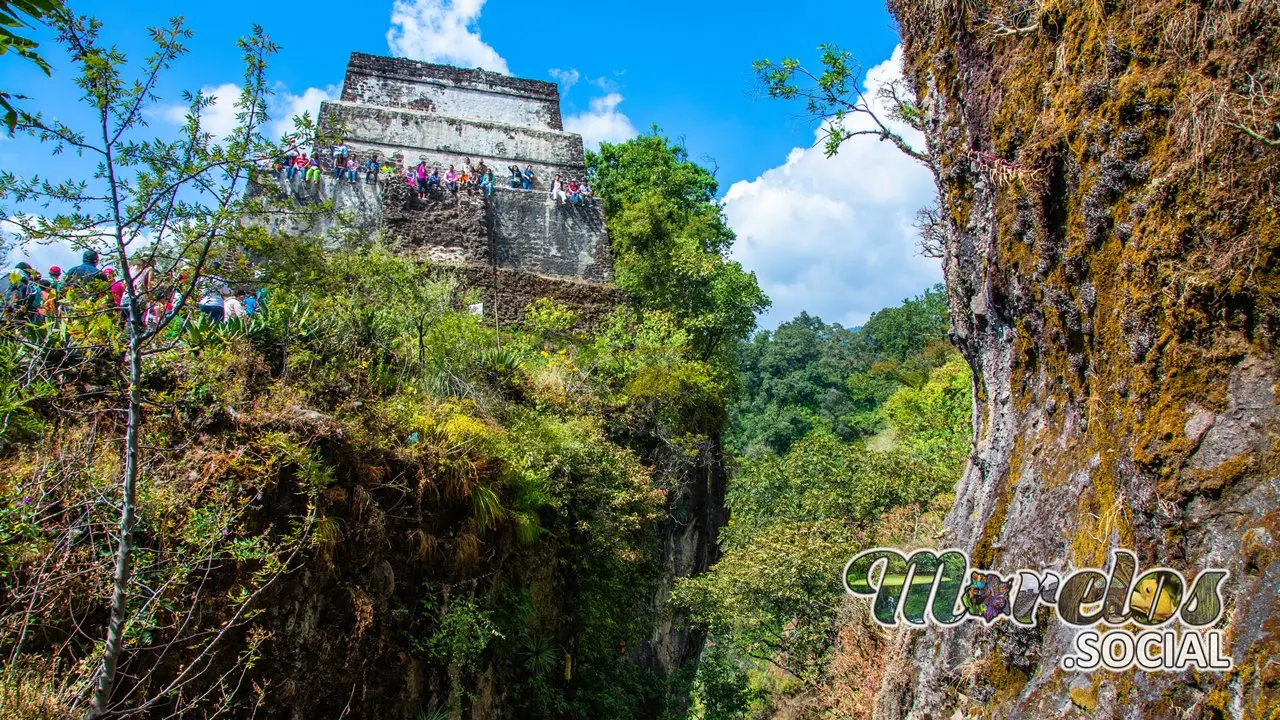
top-left (64, 249), bottom-right (103, 287)
top-left (48, 265), bottom-right (62, 290)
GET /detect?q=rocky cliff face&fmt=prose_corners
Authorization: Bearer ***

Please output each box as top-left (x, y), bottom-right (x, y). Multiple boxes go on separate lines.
top-left (879, 0), bottom-right (1280, 716)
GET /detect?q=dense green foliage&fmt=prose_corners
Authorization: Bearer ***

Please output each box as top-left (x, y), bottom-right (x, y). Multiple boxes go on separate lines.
top-left (679, 352), bottom-right (971, 717)
top-left (729, 285), bottom-right (949, 456)
top-left (674, 286), bottom-right (970, 718)
top-left (0, 235), bottom-right (733, 717)
top-left (588, 130), bottom-right (770, 362)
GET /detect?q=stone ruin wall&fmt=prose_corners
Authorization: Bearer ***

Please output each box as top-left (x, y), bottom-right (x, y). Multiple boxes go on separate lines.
top-left (264, 52), bottom-right (616, 328)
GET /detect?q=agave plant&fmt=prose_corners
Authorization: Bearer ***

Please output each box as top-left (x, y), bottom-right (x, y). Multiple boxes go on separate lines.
top-left (517, 634), bottom-right (560, 676)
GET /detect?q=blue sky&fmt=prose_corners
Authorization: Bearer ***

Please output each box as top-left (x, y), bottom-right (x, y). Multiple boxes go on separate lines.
top-left (2, 0), bottom-right (940, 329)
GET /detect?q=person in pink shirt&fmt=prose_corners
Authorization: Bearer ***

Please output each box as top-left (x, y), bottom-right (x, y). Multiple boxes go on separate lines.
top-left (445, 165), bottom-right (458, 193)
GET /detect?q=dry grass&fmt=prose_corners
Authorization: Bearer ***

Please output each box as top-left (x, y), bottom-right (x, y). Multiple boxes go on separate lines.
top-left (0, 660), bottom-right (80, 720)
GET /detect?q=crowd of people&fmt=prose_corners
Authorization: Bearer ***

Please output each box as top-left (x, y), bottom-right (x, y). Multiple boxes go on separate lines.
top-left (271, 140), bottom-right (595, 206)
top-left (2, 250), bottom-right (265, 329)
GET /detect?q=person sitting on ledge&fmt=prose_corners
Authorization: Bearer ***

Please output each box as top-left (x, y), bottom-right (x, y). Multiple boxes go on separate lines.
top-left (428, 167), bottom-right (441, 191)
top-left (306, 154), bottom-right (322, 183)
top-left (332, 139), bottom-right (349, 170)
top-left (445, 165), bottom-right (459, 193)
top-left (522, 165), bottom-right (536, 190)
top-left (550, 175), bottom-right (568, 205)
top-left (365, 156), bottom-right (380, 184)
top-left (290, 152), bottom-right (308, 181)
top-left (480, 168), bottom-right (495, 196)
top-left (380, 161), bottom-right (396, 187)
top-left (345, 156), bottom-right (359, 183)
top-left (508, 165), bottom-right (521, 188)
top-left (458, 167), bottom-right (470, 189)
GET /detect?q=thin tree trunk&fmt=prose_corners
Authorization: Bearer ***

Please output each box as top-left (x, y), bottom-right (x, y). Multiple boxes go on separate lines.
top-left (87, 332), bottom-right (143, 719)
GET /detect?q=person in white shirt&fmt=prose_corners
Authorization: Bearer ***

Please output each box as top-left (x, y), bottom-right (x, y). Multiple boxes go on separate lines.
top-left (224, 294), bottom-right (246, 320)
top-left (550, 175), bottom-right (568, 204)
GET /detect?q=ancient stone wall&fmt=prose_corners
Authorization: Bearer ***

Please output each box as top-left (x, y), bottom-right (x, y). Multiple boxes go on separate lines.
top-left (341, 52), bottom-right (562, 130)
top-left (446, 265), bottom-right (623, 330)
top-left (259, 52), bottom-right (616, 329)
top-left (319, 102), bottom-right (585, 183)
top-left (489, 187), bottom-right (613, 282)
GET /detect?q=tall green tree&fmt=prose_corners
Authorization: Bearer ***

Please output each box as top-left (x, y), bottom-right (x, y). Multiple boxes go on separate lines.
top-left (587, 130), bottom-right (769, 363)
top-left (728, 286), bottom-right (950, 455)
top-left (1, 12), bottom-right (308, 715)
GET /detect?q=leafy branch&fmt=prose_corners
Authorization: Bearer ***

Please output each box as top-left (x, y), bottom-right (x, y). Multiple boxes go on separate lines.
top-left (754, 44), bottom-right (930, 165)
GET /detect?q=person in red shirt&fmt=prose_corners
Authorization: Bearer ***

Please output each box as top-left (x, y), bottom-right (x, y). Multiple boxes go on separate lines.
top-left (290, 152), bottom-right (309, 182)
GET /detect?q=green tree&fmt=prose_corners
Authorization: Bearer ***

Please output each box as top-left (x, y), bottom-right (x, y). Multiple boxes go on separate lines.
top-left (0, 13), bottom-right (306, 716)
top-left (587, 130), bottom-right (769, 362)
top-left (728, 286), bottom-right (950, 455)
top-left (679, 357), bottom-right (972, 702)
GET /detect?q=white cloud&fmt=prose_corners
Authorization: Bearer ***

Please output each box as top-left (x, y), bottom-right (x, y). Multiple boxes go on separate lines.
top-left (387, 0), bottom-right (509, 74)
top-left (2, 218), bottom-right (106, 275)
top-left (549, 68), bottom-right (580, 92)
top-left (271, 84), bottom-right (340, 140)
top-left (722, 46), bottom-right (941, 330)
top-left (161, 82), bottom-right (242, 142)
top-left (160, 83), bottom-right (339, 142)
top-left (564, 93), bottom-right (637, 150)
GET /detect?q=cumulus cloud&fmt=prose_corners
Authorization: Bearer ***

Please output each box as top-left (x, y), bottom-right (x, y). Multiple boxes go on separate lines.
top-left (564, 93), bottom-right (637, 150)
top-left (549, 68), bottom-right (580, 92)
top-left (271, 84), bottom-right (340, 140)
top-left (2, 218), bottom-right (108, 274)
top-left (387, 0), bottom-right (509, 74)
top-left (160, 82), bottom-right (242, 142)
top-left (722, 46), bottom-right (940, 330)
top-left (159, 83), bottom-right (339, 142)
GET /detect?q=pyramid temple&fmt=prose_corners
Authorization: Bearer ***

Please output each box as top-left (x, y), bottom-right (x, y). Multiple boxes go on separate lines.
top-left (266, 52), bottom-right (618, 325)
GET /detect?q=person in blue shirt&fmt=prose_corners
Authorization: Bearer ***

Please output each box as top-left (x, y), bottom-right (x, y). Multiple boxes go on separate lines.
top-left (244, 293), bottom-right (258, 316)
top-left (63, 250), bottom-right (104, 287)
top-left (331, 139), bottom-right (349, 177)
top-left (522, 165), bottom-right (536, 190)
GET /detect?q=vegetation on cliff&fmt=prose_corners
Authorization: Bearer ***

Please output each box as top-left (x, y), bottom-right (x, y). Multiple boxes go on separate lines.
top-left (676, 295), bottom-right (972, 718)
top-left (0, 12), bottom-right (765, 719)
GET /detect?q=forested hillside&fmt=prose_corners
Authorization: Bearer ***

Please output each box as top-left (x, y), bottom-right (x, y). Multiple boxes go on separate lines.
top-left (678, 292), bottom-right (973, 718)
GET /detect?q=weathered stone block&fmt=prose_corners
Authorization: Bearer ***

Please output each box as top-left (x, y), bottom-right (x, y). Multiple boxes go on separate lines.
top-left (489, 187), bottom-right (612, 282)
top-left (319, 101), bottom-right (584, 183)
top-left (341, 52), bottom-right (562, 130)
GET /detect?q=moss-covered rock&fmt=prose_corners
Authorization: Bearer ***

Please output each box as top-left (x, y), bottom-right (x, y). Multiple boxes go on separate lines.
top-left (878, 0), bottom-right (1280, 715)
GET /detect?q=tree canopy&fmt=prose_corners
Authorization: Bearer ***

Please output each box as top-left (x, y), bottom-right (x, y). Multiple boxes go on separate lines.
top-left (728, 284), bottom-right (949, 456)
top-left (587, 130), bottom-right (769, 364)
